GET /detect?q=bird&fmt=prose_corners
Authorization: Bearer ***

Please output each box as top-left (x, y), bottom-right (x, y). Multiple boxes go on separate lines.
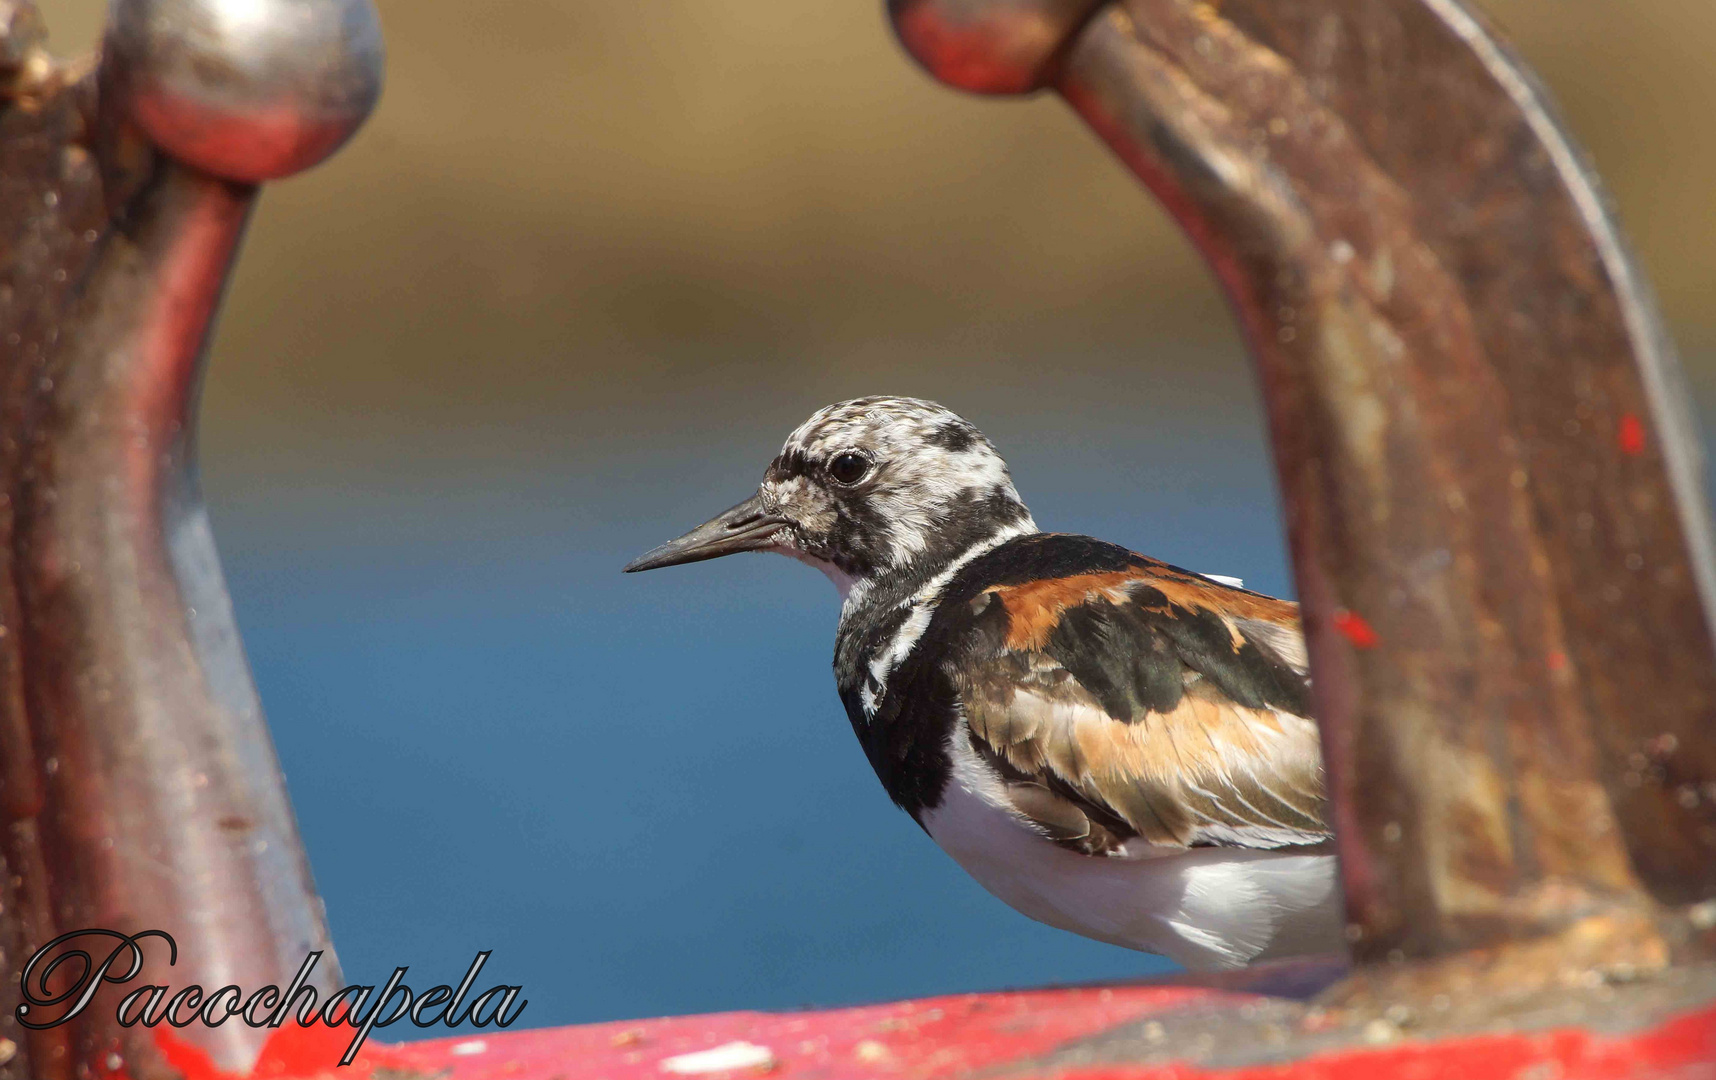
top-left (624, 396), bottom-right (1342, 971)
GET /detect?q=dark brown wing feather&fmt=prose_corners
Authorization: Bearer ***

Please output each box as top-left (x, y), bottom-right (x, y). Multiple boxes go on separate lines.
top-left (949, 559), bottom-right (1327, 854)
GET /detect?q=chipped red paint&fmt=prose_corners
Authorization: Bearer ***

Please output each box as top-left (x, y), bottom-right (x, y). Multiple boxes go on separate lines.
top-left (1331, 610), bottom-right (1378, 650)
top-left (376, 986), bottom-right (1216, 1080)
top-left (1618, 413), bottom-right (1647, 456)
top-left (129, 987), bottom-right (1716, 1080)
top-left (367, 990), bottom-right (1716, 1080)
top-left (150, 1023), bottom-right (413, 1080)
top-left (1053, 1001), bottom-right (1716, 1080)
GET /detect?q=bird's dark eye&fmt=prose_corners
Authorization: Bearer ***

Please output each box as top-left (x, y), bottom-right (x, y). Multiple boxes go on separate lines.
top-left (829, 452), bottom-right (870, 485)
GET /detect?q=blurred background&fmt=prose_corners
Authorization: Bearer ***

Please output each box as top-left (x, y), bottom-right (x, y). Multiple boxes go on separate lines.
top-left (46, 0), bottom-right (1716, 1032)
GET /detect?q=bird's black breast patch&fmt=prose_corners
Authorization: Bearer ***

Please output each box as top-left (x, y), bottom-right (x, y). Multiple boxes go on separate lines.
top-left (833, 534), bottom-right (1165, 818)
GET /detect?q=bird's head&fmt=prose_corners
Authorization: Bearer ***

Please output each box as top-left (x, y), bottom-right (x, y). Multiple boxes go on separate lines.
top-left (624, 396), bottom-right (1037, 600)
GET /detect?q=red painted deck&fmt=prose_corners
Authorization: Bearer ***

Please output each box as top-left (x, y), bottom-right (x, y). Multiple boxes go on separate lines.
top-left (143, 982), bottom-right (1716, 1080)
top-left (377, 986), bottom-right (1211, 1080)
top-left (364, 986), bottom-right (1716, 1080)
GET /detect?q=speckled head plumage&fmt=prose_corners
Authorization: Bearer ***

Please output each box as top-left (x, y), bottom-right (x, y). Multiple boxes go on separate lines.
top-left (625, 396), bottom-right (1036, 596)
top-left (761, 397), bottom-right (1036, 584)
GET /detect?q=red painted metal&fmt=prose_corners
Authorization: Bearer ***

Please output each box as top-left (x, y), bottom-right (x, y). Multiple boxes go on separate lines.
top-left (7, 4), bottom-right (1716, 1080)
top-left (1053, 1012), bottom-right (1716, 1080)
top-left (341, 988), bottom-right (1714, 1080)
top-left (371, 987), bottom-right (1214, 1080)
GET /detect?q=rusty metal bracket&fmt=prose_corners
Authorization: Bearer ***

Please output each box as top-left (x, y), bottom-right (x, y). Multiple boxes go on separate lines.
top-left (889, 0), bottom-right (1716, 978)
top-left (0, 2), bottom-right (381, 1078)
top-left (3, 0), bottom-right (1715, 1075)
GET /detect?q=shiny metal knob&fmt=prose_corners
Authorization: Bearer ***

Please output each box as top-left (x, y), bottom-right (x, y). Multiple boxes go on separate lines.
top-left (888, 0), bottom-right (1105, 95)
top-left (104, 0), bottom-right (385, 181)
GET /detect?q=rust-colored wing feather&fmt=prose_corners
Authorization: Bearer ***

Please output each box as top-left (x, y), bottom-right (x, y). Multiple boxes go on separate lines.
top-left (947, 558), bottom-right (1327, 855)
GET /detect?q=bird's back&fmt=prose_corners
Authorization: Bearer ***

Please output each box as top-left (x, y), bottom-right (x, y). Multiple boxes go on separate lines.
top-left (839, 532), bottom-right (1342, 969)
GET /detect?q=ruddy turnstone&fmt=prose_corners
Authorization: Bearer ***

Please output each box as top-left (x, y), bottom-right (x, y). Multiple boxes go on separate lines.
top-left (625, 397), bottom-right (1341, 970)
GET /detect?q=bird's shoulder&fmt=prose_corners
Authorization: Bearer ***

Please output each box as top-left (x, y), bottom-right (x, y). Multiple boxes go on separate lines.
top-left (916, 532), bottom-right (1327, 854)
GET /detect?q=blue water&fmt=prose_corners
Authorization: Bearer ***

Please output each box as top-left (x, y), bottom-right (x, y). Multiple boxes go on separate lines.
top-left (226, 348), bottom-right (1707, 1029)
top-left (212, 362), bottom-right (1716, 1029)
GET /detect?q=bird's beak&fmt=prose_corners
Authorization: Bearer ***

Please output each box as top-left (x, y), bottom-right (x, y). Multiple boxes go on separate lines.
top-left (623, 492), bottom-right (792, 573)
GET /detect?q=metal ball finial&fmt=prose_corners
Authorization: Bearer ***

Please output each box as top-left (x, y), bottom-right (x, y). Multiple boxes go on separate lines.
top-left (104, 0), bottom-right (384, 182)
top-left (888, 0), bottom-right (1105, 95)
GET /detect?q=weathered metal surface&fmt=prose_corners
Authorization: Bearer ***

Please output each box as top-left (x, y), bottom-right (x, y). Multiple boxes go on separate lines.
top-left (2, 0), bottom-right (1713, 1076)
top-left (890, 0), bottom-right (1716, 966)
top-left (1020, 967), bottom-right (1716, 1078)
top-left (108, 957), bottom-right (1713, 1079)
top-left (347, 973), bottom-right (1713, 1080)
top-left (0, 3), bottom-right (381, 1078)
top-left (0, 32), bottom-right (105, 1080)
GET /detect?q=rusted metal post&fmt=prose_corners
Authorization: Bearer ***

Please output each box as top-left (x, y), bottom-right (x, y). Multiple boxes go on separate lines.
top-left (0, 2), bottom-right (381, 1077)
top-left (889, 0), bottom-right (1716, 979)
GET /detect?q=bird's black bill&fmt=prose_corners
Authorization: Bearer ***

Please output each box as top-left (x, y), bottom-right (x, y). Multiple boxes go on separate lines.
top-left (623, 493), bottom-right (791, 573)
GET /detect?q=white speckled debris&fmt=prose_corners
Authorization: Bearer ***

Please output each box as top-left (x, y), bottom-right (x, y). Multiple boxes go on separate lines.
top-left (659, 1041), bottom-right (777, 1074)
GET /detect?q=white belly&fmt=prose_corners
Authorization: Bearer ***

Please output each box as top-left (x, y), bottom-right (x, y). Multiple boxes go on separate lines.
top-left (919, 775), bottom-right (1346, 971)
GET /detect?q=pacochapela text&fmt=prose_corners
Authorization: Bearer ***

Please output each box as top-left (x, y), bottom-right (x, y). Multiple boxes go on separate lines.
top-left (17, 929), bottom-right (527, 1066)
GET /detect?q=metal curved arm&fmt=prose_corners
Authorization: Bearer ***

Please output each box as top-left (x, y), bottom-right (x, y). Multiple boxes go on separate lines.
top-left (891, 0), bottom-right (1716, 969)
top-left (0, 2), bottom-right (381, 1076)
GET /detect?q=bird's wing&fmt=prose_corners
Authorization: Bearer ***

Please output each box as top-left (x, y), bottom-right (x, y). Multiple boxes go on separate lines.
top-left (946, 560), bottom-right (1327, 855)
